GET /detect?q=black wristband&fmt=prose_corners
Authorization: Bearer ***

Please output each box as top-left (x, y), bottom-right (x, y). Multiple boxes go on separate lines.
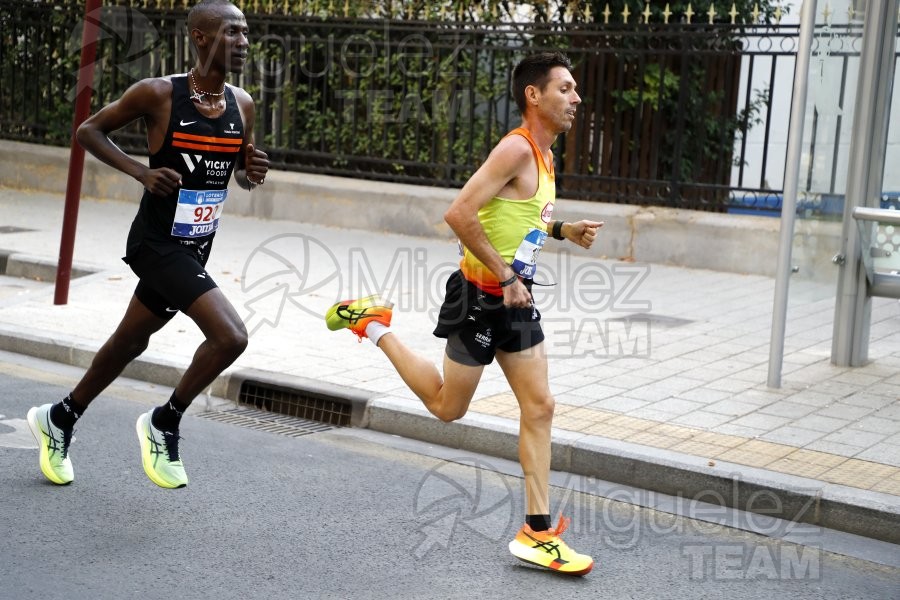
top-left (499, 273), bottom-right (518, 288)
top-left (551, 220), bottom-right (565, 240)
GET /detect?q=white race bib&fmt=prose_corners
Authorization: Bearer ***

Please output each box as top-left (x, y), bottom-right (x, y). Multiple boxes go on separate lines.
top-left (511, 227), bottom-right (547, 278)
top-left (171, 188), bottom-right (227, 238)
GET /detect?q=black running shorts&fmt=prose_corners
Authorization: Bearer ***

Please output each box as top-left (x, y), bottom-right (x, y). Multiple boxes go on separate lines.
top-left (126, 241), bottom-right (218, 319)
top-left (433, 270), bottom-right (544, 366)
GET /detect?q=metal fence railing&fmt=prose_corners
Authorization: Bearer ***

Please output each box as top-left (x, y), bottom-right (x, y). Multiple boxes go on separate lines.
top-left (1, 0), bottom-right (893, 213)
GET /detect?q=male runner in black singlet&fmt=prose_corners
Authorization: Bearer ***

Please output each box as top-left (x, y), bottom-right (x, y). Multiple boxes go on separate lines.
top-left (26, 0), bottom-right (268, 488)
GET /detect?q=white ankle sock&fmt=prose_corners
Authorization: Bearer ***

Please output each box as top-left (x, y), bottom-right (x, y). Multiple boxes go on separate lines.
top-left (365, 321), bottom-right (391, 347)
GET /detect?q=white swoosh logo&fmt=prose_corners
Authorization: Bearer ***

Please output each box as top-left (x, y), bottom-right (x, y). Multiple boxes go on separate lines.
top-left (180, 120), bottom-right (197, 126)
top-left (165, 307), bottom-right (179, 313)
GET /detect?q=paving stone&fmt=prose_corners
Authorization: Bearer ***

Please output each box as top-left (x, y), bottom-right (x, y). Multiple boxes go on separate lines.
top-left (564, 384), bottom-right (629, 404)
top-left (588, 395), bottom-right (650, 413)
top-left (605, 414), bottom-right (657, 432)
top-left (674, 387), bottom-right (733, 404)
top-left (799, 414), bottom-right (853, 433)
top-left (757, 401), bottom-right (818, 419)
top-left (765, 458), bottom-right (832, 479)
top-left (582, 421), bottom-right (635, 440)
top-left (621, 430), bottom-right (683, 449)
top-left (645, 422), bottom-right (701, 440)
top-left (624, 407), bottom-right (683, 423)
top-left (870, 478), bottom-right (900, 495)
top-left (670, 411), bottom-right (734, 429)
top-left (862, 382), bottom-right (900, 398)
top-left (806, 439), bottom-right (866, 458)
top-left (853, 443), bottom-right (900, 468)
top-left (841, 394), bottom-right (897, 410)
top-left (702, 377), bottom-right (758, 393)
top-left (852, 415), bottom-right (900, 435)
top-left (704, 399), bottom-right (760, 417)
top-left (872, 404), bottom-right (900, 421)
top-left (821, 459), bottom-right (899, 490)
top-left (830, 371), bottom-right (889, 386)
top-left (728, 412), bottom-right (793, 431)
top-left (759, 426), bottom-right (826, 447)
top-left (621, 385), bottom-right (677, 403)
top-left (716, 439), bottom-right (796, 468)
top-left (639, 397), bottom-right (705, 417)
top-left (822, 427), bottom-right (886, 448)
top-left (711, 423), bottom-right (767, 439)
top-left (814, 403), bottom-right (876, 421)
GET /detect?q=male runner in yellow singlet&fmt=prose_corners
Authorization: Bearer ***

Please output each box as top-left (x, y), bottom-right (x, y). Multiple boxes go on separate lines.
top-left (327, 52), bottom-right (601, 575)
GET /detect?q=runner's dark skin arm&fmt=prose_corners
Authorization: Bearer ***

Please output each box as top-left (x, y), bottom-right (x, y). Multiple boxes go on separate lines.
top-left (76, 78), bottom-right (182, 197)
top-left (231, 86), bottom-right (268, 190)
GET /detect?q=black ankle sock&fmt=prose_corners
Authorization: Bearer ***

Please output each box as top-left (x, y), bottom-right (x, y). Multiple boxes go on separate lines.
top-left (526, 514), bottom-right (552, 532)
top-left (150, 393), bottom-right (189, 432)
top-left (49, 395), bottom-right (82, 430)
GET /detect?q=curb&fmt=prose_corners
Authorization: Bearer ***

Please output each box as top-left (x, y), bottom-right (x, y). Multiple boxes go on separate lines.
top-left (0, 250), bottom-right (99, 282)
top-left (1, 319), bottom-right (898, 546)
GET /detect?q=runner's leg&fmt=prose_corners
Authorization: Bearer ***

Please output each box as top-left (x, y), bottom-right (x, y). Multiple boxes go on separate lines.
top-left (68, 294), bottom-right (169, 407)
top-left (377, 334), bottom-right (483, 422)
top-left (495, 343), bottom-right (553, 517)
top-left (173, 287), bottom-right (248, 404)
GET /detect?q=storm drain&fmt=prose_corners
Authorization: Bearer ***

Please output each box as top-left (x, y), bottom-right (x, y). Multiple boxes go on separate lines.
top-left (195, 406), bottom-right (337, 437)
top-left (238, 380), bottom-right (353, 427)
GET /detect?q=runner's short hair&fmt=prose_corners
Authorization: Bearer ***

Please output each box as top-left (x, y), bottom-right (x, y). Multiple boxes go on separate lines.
top-left (512, 52), bottom-right (573, 114)
top-left (187, 0), bottom-right (236, 32)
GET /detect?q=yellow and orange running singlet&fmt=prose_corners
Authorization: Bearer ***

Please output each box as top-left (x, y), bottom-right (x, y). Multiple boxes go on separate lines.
top-left (459, 127), bottom-right (555, 295)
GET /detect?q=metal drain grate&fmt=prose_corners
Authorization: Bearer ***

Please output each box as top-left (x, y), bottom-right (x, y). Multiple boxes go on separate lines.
top-left (238, 380), bottom-right (353, 427)
top-left (195, 406), bottom-right (336, 437)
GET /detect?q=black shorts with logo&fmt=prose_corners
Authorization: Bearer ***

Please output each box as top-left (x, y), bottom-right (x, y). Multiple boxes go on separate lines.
top-left (433, 270), bottom-right (544, 366)
top-left (125, 240), bottom-right (218, 320)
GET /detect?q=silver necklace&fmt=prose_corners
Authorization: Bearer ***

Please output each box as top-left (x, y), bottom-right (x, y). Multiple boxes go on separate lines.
top-left (188, 68), bottom-right (225, 103)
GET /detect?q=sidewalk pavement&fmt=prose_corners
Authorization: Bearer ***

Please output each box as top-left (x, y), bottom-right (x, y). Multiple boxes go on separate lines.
top-left (1, 187), bottom-right (899, 548)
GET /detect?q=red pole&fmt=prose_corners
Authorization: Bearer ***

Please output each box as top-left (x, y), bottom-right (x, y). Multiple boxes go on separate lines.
top-left (54, 0), bottom-right (102, 305)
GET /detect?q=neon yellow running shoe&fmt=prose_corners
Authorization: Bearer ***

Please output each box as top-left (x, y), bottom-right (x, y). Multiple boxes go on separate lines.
top-left (508, 516), bottom-right (593, 576)
top-left (136, 410), bottom-right (188, 489)
top-left (325, 295), bottom-right (393, 340)
top-left (26, 403), bottom-right (74, 485)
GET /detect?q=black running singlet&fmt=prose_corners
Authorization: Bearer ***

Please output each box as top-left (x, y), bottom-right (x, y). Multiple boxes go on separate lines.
top-left (125, 75), bottom-right (244, 259)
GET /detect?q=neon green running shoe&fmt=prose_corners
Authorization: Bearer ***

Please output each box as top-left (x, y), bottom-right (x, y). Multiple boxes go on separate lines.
top-left (325, 295), bottom-right (393, 340)
top-left (136, 410), bottom-right (188, 489)
top-left (26, 403), bottom-right (74, 485)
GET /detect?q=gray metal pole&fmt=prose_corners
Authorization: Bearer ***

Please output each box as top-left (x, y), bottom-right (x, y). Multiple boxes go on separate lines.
top-left (767, 0), bottom-right (818, 388)
top-left (831, 0), bottom-right (899, 366)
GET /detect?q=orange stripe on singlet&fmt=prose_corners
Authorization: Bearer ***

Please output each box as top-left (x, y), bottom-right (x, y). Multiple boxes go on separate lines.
top-left (172, 140), bottom-right (241, 153)
top-left (172, 131), bottom-right (243, 145)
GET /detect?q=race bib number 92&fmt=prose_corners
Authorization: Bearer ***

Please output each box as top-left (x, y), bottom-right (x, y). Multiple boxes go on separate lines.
top-left (171, 188), bottom-right (227, 238)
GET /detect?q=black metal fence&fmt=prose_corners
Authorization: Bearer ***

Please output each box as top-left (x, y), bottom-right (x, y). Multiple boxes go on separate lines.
top-left (0, 0), bottom-right (886, 213)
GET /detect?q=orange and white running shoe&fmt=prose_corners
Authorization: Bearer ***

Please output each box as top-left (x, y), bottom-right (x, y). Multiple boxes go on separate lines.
top-left (508, 516), bottom-right (593, 576)
top-left (325, 295), bottom-right (393, 340)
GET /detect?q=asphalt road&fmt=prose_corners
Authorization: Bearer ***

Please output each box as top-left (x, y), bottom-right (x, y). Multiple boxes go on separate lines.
top-left (0, 352), bottom-right (898, 600)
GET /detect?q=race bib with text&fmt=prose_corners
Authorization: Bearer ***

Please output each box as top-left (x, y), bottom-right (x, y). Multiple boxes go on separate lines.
top-left (511, 227), bottom-right (547, 279)
top-left (171, 188), bottom-right (227, 238)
